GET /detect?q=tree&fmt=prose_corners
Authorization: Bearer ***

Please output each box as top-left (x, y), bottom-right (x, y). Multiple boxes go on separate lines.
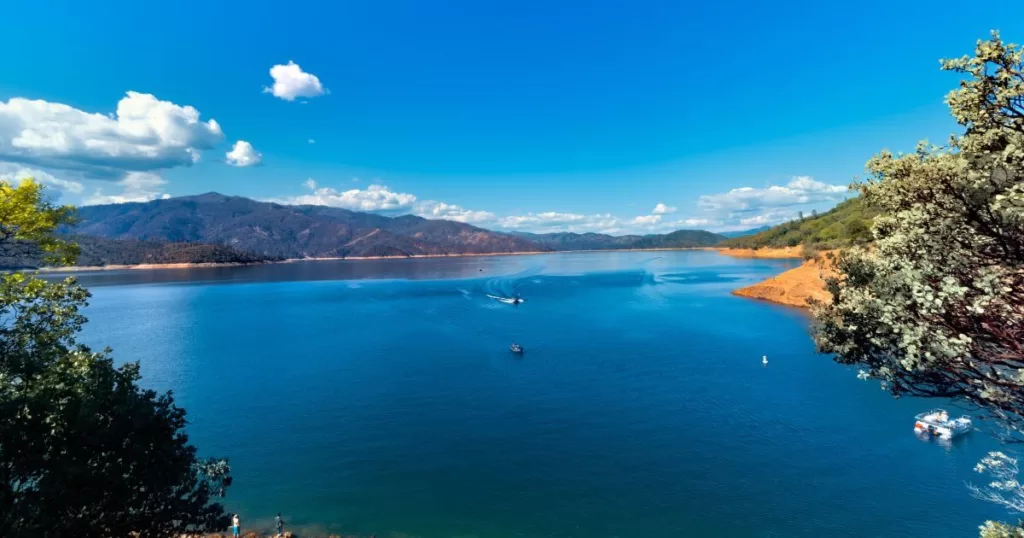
top-left (0, 180), bottom-right (78, 266)
top-left (812, 31), bottom-right (1024, 441)
top-left (0, 179), bottom-right (231, 537)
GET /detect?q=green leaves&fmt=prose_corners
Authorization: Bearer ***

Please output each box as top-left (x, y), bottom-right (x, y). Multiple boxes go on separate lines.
top-left (0, 179), bottom-right (79, 267)
top-left (0, 186), bottom-right (230, 535)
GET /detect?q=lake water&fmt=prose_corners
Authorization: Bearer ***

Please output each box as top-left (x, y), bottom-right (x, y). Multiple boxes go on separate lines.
top-left (68, 251), bottom-right (1004, 537)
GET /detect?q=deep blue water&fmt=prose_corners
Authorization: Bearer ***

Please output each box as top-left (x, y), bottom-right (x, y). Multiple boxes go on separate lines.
top-left (69, 251), bottom-right (1003, 537)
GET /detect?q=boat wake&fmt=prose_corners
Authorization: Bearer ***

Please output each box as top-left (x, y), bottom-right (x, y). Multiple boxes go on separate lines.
top-left (487, 294), bottom-right (526, 305)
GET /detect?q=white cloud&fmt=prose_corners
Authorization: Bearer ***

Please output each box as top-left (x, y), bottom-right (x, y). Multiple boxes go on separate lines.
top-left (0, 92), bottom-right (223, 178)
top-left (225, 140), bottom-right (263, 167)
top-left (498, 212), bottom-right (624, 234)
top-left (263, 61), bottom-right (328, 102)
top-left (632, 214), bottom-right (662, 225)
top-left (307, 138), bottom-right (316, 144)
top-left (273, 180), bottom-right (496, 224)
top-left (84, 172), bottom-right (169, 205)
top-left (0, 163), bottom-right (84, 196)
top-left (272, 181), bottom-right (417, 212)
top-left (652, 203), bottom-right (677, 215)
top-left (697, 176), bottom-right (847, 214)
top-left (415, 201), bottom-right (496, 224)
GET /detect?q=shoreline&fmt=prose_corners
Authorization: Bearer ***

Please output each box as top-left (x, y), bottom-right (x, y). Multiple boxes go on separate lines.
top-left (33, 246), bottom-right (831, 310)
top-left (722, 248), bottom-right (834, 309)
top-left (35, 247), bottom-right (732, 273)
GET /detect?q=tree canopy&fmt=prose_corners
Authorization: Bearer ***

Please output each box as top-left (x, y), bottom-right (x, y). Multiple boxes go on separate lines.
top-left (0, 179), bottom-right (78, 266)
top-left (0, 178), bottom-right (231, 537)
top-left (813, 31), bottom-right (1024, 439)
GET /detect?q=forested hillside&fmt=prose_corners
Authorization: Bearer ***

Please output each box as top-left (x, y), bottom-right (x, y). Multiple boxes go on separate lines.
top-left (719, 197), bottom-right (877, 250)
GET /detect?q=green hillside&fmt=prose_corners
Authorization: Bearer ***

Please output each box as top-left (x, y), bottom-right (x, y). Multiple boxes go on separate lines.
top-left (719, 197), bottom-right (877, 250)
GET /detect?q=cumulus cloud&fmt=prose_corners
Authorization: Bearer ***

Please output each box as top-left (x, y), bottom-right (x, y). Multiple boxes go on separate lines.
top-left (84, 172), bottom-right (170, 205)
top-left (697, 176), bottom-right (847, 214)
top-left (652, 203), bottom-right (677, 215)
top-left (263, 61), bottom-right (328, 101)
top-left (0, 163), bottom-right (84, 196)
top-left (273, 180), bottom-right (496, 224)
top-left (272, 181), bottom-right (417, 212)
top-left (0, 92), bottom-right (223, 178)
top-left (632, 214), bottom-right (662, 225)
top-left (415, 201), bottom-right (496, 224)
top-left (225, 140), bottom-right (263, 167)
top-left (498, 212), bottom-right (624, 234)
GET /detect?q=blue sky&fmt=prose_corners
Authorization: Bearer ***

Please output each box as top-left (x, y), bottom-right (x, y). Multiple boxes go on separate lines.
top-left (1, 0), bottom-right (1021, 233)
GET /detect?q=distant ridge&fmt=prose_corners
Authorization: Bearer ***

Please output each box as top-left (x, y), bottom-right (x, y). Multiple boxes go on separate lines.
top-left (72, 193), bottom-right (544, 259)
top-left (68, 193), bottom-right (727, 262)
top-left (511, 230), bottom-right (725, 251)
top-left (719, 225), bottom-right (771, 238)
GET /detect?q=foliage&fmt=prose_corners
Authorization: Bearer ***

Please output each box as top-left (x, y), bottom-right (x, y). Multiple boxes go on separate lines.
top-left (0, 179), bottom-right (78, 265)
top-left (68, 235), bottom-right (278, 267)
top-left (970, 452), bottom-right (1024, 513)
top-left (0, 185), bottom-right (231, 536)
top-left (811, 32), bottom-right (1024, 443)
top-left (981, 521), bottom-right (1024, 538)
top-left (718, 197), bottom-right (878, 250)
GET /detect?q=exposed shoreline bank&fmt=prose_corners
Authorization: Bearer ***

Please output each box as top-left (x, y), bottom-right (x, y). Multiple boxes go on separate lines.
top-left (716, 247), bottom-right (834, 309)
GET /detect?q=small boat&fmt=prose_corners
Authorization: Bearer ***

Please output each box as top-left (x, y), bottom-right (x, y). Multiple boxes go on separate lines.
top-left (914, 409), bottom-right (972, 439)
top-left (488, 294), bottom-right (526, 306)
top-left (509, 343), bottom-right (524, 354)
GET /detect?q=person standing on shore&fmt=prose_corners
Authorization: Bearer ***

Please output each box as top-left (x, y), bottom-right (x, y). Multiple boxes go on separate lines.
top-left (275, 512), bottom-right (285, 537)
top-left (232, 513), bottom-right (240, 538)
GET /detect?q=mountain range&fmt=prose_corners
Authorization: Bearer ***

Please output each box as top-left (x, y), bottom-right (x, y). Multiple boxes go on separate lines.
top-left (61, 193), bottom-right (728, 265)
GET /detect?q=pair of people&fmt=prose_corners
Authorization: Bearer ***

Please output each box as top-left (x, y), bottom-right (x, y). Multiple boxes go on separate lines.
top-left (230, 512), bottom-right (285, 537)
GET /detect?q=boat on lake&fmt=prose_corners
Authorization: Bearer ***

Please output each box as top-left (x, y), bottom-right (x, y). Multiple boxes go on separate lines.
top-left (914, 409), bottom-right (972, 439)
top-left (509, 343), bottom-right (524, 354)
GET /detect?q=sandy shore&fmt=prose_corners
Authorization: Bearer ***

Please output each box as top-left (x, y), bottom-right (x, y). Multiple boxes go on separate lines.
top-left (730, 253), bottom-right (835, 308)
top-left (710, 246), bottom-right (805, 259)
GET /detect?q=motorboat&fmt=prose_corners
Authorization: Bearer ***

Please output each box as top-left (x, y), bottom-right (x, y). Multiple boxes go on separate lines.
top-left (488, 294), bottom-right (526, 306)
top-left (509, 343), bottom-right (524, 354)
top-left (914, 409), bottom-right (972, 439)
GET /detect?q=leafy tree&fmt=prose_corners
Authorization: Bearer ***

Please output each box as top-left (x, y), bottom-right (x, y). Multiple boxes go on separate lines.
top-left (812, 32), bottom-right (1024, 441)
top-left (980, 521), bottom-right (1024, 538)
top-left (0, 180), bottom-right (78, 265)
top-left (0, 179), bottom-right (231, 538)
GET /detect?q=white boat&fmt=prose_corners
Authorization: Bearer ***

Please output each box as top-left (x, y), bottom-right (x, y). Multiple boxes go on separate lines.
top-left (914, 409), bottom-right (972, 439)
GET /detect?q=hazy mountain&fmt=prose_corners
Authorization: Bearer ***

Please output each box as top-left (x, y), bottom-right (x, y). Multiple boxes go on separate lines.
top-left (719, 226), bottom-right (771, 238)
top-left (510, 229), bottom-right (726, 251)
top-left (73, 193), bottom-right (546, 258)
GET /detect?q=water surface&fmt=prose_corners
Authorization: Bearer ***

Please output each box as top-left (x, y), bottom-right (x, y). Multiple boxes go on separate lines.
top-left (71, 251), bottom-right (1003, 537)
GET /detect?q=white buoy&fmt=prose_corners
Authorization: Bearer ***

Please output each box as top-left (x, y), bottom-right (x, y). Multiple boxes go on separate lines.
top-left (762, 355), bottom-right (768, 365)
